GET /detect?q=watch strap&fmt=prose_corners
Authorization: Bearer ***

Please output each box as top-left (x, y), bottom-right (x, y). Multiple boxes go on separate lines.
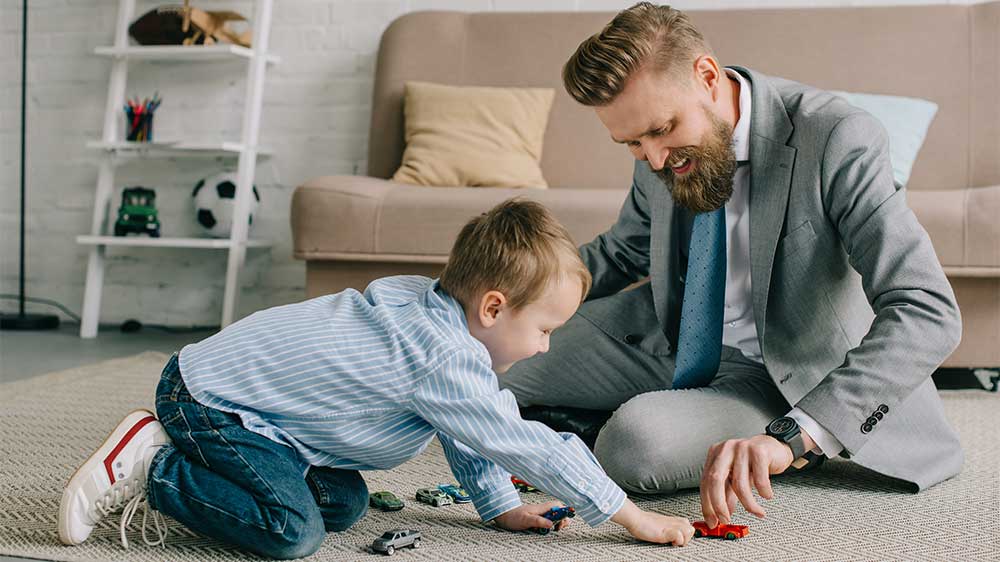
top-left (791, 450), bottom-right (823, 470)
top-left (786, 431), bottom-right (807, 460)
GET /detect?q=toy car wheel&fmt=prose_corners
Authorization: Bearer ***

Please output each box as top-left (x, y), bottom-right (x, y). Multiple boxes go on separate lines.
top-left (114, 224), bottom-right (126, 237)
top-left (725, 532), bottom-right (737, 540)
top-left (386, 545), bottom-right (395, 556)
top-left (412, 538), bottom-right (420, 549)
top-left (538, 527), bottom-right (550, 536)
top-left (150, 229), bottom-right (160, 238)
top-left (694, 529), bottom-right (703, 538)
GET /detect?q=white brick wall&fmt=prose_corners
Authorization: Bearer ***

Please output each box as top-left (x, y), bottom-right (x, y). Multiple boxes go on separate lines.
top-left (0, 0), bottom-right (983, 328)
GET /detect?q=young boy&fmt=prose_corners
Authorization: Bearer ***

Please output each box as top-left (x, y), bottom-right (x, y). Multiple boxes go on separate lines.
top-left (59, 199), bottom-right (695, 558)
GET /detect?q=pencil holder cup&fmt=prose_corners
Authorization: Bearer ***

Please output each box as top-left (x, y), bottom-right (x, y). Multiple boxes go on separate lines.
top-left (125, 111), bottom-right (154, 142)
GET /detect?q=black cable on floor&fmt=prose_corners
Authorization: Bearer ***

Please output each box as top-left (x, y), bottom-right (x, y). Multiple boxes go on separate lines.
top-left (0, 294), bottom-right (80, 322)
top-left (0, 295), bottom-right (219, 334)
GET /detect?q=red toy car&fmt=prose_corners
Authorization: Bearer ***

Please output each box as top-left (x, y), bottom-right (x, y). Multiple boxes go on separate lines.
top-left (692, 521), bottom-right (749, 540)
top-left (510, 476), bottom-right (538, 493)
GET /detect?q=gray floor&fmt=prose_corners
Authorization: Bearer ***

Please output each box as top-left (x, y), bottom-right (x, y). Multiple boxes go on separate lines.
top-left (0, 323), bottom-right (214, 384)
top-left (0, 323), bottom-right (214, 562)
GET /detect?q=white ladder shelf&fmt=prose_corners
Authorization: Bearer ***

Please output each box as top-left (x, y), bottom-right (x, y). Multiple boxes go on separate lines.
top-left (78, 0), bottom-right (276, 338)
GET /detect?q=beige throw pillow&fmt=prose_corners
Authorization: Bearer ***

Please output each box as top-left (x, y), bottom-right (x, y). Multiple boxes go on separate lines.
top-left (392, 81), bottom-right (555, 188)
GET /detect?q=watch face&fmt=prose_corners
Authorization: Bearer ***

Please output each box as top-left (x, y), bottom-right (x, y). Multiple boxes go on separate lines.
top-left (769, 417), bottom-right (796, 435)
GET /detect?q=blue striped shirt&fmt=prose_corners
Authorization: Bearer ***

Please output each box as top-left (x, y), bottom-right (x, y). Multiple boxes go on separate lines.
top-left (179, 276), bottom-right (626, 525)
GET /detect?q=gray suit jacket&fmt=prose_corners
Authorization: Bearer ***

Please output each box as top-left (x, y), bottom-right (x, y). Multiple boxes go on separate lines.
top-left (577, 67), bottom-right (964, 491)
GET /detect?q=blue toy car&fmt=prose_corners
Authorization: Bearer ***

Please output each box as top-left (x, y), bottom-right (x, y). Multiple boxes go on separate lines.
top-left (535, 506), bottom-right (575, 535)
top-left (437, 483), bottom-right (471, 504)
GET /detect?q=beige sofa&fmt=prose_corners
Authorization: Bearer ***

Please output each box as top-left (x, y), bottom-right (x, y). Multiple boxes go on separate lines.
top-left (292, 4), bottom-right (1000, 368)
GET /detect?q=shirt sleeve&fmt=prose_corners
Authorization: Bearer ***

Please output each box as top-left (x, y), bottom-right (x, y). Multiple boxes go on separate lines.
top-left (409, 349), bottom-right (626, 526)
top-left (435, 433), bottom-right (522, 522)
top-left (787, 407), bottom-right (845, 458)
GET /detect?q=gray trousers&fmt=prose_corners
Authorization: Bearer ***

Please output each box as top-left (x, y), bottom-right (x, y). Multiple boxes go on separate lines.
top-left (499, 311), bottom-right (792, 495)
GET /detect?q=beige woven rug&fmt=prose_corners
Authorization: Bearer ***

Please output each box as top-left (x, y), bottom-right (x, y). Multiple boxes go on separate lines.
top-left (1, 351), bottom-right (997, 561)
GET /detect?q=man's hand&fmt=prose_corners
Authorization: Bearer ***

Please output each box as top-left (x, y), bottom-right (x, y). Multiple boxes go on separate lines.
top-left (699, 434), bottom-right (796, 528)
top-left (611, 499), bottom-right (694, 546)
top-left (493, 501), bottom-right (572, 533)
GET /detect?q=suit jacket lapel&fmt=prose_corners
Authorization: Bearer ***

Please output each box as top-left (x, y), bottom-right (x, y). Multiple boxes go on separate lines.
top-left (733, 67), bottom-right (797, 343)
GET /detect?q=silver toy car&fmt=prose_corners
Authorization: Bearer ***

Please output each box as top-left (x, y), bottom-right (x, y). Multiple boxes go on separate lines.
top-left (371, 528), bottom-right (421, 556)
top-left (415, 487), bottom-right (453, 507)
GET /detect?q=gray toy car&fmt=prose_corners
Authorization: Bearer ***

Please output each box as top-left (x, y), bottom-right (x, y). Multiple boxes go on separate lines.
top-left (415, 487), bottom-right (453, 507)
top-left (371, 528), bottom-right (421, 556)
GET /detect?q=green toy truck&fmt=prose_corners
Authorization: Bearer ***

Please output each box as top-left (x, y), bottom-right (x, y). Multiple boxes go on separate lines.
top-left (113, 186), bottom-right (160, 237)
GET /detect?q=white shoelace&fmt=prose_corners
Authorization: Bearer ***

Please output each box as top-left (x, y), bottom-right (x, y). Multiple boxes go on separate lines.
top-left (94, 480), bottom-right (168, 549)
top-left (119, 494), bottom-right (167, 549)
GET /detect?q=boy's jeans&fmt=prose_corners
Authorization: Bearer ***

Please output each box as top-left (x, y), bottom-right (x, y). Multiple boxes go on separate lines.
top-left (146, 354), bottom-right (369, 559)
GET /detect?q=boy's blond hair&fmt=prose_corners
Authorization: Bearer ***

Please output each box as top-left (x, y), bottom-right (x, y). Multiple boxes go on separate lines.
top-left (439, 199), bottom-right (592, 310)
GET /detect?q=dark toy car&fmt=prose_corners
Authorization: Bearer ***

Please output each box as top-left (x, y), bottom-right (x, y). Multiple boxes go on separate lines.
top-left (693, 521), bottom-right (749, 540)
top-left (535, 506), bottom-right (575, 535)
top-left (511, 476), bottom-right (538, 493)
top-left (437, 483), bottom-right (471, 504)
top-left (415, 487), bottom-right (452, 507)
top-left (113, 186), bottom-right (160, 237)
top-left (371, 528), bottom-right (421, 555)
top-left (369, 491), bottom-right (404, 512)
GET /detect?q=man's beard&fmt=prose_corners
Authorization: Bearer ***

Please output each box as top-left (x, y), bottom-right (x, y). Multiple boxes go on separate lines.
top-left (654, 107), bottom-right (737, 214)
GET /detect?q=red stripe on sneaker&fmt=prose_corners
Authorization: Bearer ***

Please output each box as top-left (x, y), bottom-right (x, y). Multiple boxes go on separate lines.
top-left (103, 415), bottom-right (157, 485)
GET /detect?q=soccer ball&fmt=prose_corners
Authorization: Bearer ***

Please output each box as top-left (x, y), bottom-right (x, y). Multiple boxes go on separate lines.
top-left (192, 172), bottom-right (260, 238)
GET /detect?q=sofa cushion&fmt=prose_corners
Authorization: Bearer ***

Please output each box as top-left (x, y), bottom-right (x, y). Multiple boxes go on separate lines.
top-left (293, 179), bottom-right (1000, 271)
top-left (907, 185), bottom-right (1000, 268)
top-left (292, 176), bottom-right (628, 259)
top-left (391, 81), bottom-right (555, 189)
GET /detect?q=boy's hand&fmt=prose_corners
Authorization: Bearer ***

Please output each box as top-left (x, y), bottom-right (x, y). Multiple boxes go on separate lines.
top-left (493, 501), bottom-right (572, 533)
top-left (611, 499), bottom-right (694, 546)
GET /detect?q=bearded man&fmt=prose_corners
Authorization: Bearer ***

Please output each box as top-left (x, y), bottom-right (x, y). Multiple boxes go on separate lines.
top-left (499, 2), bottom-right (963, 528)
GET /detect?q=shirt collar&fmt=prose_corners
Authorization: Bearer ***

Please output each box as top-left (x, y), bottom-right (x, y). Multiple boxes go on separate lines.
top-left (428, 279), bottom-right (468, 329)
top-left (428, 279), bottom-right (493, 362)
top-left (726, 68), bottom-right (752, 163)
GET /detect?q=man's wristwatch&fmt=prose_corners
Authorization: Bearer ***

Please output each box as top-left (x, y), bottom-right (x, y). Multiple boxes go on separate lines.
top-left (765, 416), bottom-right (818, 470)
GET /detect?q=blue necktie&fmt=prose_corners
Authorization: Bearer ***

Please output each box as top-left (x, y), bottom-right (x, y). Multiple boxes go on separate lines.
top-left (672, 207), bottom-right (727, 389)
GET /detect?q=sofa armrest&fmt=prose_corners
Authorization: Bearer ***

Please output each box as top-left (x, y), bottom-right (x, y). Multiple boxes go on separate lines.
top-left (907, 185), bottom-right (1000, 274)
top-left (292, 176), bottom-right (399, 259)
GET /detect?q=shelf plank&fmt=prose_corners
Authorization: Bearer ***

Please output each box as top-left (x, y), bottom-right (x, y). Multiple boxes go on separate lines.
top-left (77, 235), bottom-right (271, 249)
top-left (86, 140), bottom-right (272, 159)
top-left (95, 45), bottom-right (280, 65)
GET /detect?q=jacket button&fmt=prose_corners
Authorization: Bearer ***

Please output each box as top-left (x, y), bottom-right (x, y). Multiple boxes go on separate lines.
top-left (861, 423), bottom-right (873, 434)
top-left (866, 416), bottom-right (879, 425)
top-left (878, 404), bottom-right (889, 414)
top-left (873, 411), bottom-right (883, 420)
top-left (624, 334), bottom-right (639, 345)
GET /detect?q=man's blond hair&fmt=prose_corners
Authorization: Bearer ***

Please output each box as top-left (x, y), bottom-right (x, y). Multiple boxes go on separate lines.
top-left (562, 2), bottom-right (711, 106)
top-left (439, 199), bottom-right (591, 310)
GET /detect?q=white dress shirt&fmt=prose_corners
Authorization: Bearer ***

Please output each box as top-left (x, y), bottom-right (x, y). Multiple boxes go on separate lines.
top-left (723, 69), bottom-right (844, 458)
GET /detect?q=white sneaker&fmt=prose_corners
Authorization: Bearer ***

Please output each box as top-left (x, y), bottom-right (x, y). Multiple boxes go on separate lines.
top-left (58, 409), bottom-right (171, 548)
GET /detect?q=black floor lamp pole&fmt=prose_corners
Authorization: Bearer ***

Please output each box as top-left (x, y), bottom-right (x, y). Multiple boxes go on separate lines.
top-left (1, 0), bottom-right (59, 331)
